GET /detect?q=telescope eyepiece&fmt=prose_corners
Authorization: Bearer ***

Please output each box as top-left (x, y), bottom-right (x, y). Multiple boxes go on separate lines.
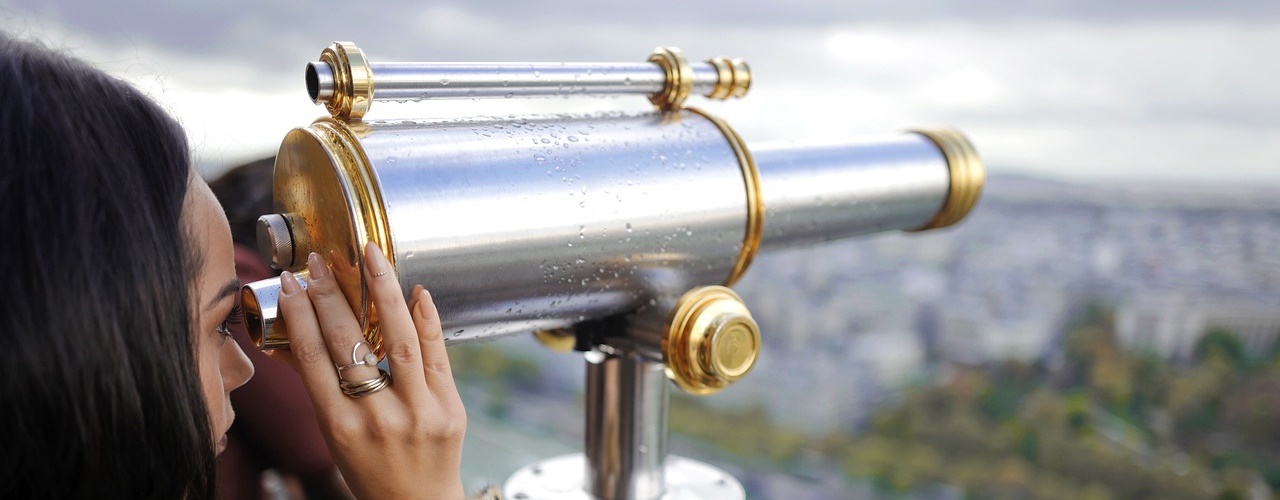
top-left (306, 62), bottom-right (335, 104)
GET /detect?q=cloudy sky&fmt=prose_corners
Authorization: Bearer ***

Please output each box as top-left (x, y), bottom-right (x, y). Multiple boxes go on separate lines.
top-left (2, 0), bottom-right (1277, 184)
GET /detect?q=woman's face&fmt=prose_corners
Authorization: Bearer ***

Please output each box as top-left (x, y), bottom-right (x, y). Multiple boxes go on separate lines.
top-left (185, 176), bottom-right (255, 454)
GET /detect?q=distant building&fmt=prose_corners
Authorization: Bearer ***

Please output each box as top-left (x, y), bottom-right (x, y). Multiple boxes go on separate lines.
top-left (1115, 294), bottom-right (1280, 359)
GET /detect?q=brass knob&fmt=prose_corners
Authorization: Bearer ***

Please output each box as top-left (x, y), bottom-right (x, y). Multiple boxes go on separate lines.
top-left (664, 286), bottom-right (761, 395)
top-left (256, 214), bottom-right (294, 269)
top-left (532, 328), bottom-right (577, 353)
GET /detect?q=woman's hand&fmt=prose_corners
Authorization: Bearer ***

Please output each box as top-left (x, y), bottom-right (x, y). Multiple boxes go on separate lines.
top-left (273, 242), bottom-right (466, 500)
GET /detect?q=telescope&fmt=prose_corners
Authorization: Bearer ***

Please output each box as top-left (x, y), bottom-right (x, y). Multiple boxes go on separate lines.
top-left (241, 42), bottom-right (983, 499)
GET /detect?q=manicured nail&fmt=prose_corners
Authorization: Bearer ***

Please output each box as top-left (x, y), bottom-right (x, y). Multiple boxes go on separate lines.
top-left (416, 288), bottom-right (431, 318)
top-left (365, 241), bottom-right (388, 278)
top-left (408, 285), bottom-right (423, 310)
top-left (307, 252), bottom-right (328, 279)
top-left (280, 271), bottom-right (301, 295)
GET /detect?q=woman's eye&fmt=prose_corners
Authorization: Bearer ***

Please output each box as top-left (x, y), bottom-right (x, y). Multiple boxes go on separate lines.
top-left (217, 304), bottom-right (244, 342)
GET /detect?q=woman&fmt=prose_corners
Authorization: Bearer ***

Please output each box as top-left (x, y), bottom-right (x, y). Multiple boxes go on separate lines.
top-left (209, 157), bottom-right (351, 499)
top-left (0, 34), bottom-right (466, 499)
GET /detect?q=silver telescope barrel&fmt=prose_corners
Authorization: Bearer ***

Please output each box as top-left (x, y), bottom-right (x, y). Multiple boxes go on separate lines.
top-left (306, 42), bottom-right (750, 120)
top-left (755, 129), bottom-right (982, 250)
top-left (240, 109), bottom-right (982, 357)
top-left (310, 62), bottom-right (714, 100)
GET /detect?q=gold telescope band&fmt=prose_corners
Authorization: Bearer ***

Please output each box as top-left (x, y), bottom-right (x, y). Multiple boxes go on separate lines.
top-left (684, 108), bottom-right (763, 287)
top-left (909, 128), bottom-right (985, 231)
top-left (319, 41), bottom-right (374, 121)
top-left (648, 47), bottom-right (693, 111)
top-left (704, 56), bottom-right (751, 100)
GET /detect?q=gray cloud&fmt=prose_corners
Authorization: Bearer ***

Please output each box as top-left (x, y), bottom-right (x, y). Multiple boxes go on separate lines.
top-left (10, 0), bottom-right (1280, 65)
top-left (2, 0), bottom-right (1277, 183)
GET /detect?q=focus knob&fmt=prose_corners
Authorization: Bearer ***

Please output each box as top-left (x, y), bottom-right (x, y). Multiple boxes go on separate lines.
top-left (256, 213), bottom-right (296, 269)
top-left (664, 286), bottom-right (761, 395)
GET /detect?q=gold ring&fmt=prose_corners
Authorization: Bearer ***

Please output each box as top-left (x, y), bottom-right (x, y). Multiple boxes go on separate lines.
top-left (341, 369), bottom-right (392, 398)
top-left (373, 270), bottom-right (388, 277)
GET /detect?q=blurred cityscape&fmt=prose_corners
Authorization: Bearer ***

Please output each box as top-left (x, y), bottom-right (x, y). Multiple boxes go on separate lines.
top-left (453, 174), bottom-right (1280, 498)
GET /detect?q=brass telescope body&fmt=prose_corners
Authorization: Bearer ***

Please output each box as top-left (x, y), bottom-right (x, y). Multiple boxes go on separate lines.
top-left (240, 42), bottom-right (984, 499)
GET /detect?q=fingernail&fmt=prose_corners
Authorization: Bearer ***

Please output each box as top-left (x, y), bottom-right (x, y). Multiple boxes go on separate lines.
top-left (307, 252), bottom-right (328, 279)
top-left (280, 271), bottom-right (301, 295)
top-left (408, 285), bottom-right (424, 311)
top-left (365, 241), bottom-right (388, 278)
top-left (415, 288), bottom-right (431, 317)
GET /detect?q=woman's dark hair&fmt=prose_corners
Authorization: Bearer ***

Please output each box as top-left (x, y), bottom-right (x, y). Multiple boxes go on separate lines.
top-left (0, 35), bottom-right (215, 498)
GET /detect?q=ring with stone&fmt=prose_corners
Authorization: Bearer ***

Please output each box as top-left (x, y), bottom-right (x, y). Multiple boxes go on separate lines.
top-left (335, 341), bottom-right (380, 374)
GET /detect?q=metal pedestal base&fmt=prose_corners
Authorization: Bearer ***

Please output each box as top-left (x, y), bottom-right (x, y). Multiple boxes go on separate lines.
top-left (504, 454), bottom-right (745, 500)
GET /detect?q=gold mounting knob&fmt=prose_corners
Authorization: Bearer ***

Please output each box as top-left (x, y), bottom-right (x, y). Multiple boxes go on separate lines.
top-left (664, 286), bottom-right (761, 395)
top-left (532, 328), bottom-right (577, 353)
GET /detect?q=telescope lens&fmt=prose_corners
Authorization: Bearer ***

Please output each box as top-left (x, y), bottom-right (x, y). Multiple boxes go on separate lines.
top-left (305, 62), bottom-right (334, 104)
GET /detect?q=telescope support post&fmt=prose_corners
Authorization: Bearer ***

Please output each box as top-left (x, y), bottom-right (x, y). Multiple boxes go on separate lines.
top-left (584, 352), bottom-right (669, 499)
top-left (503, 347), bottom-right (746, 500)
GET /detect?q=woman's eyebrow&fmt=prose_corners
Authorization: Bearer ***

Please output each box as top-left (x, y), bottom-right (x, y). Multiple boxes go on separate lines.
top-left (203, 279), bottom-right (242, 313)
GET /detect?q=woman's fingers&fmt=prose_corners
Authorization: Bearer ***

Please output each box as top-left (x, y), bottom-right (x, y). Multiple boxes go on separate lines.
top-left (274, 250), bottom-right (466, 499)
top-left (362, 242), bottom-right (428, 397)
top-left (276, 270), bottom-right (343, 407)
top-left (411, 286), bottom-right (458, 396)
top-left (304, 252), bottom-right (381, 385)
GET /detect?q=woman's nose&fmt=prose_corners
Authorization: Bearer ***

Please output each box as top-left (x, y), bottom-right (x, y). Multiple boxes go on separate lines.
top-left (222, 340), bottom-right (255, 392)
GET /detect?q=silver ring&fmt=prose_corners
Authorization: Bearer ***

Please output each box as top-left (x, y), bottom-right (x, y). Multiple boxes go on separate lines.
top-left (335, 341), bottom-right (380, 373)
top-left (373, 270), bottom-right (388, 277)
top-left (341, 369), bottom-right (392, 398)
